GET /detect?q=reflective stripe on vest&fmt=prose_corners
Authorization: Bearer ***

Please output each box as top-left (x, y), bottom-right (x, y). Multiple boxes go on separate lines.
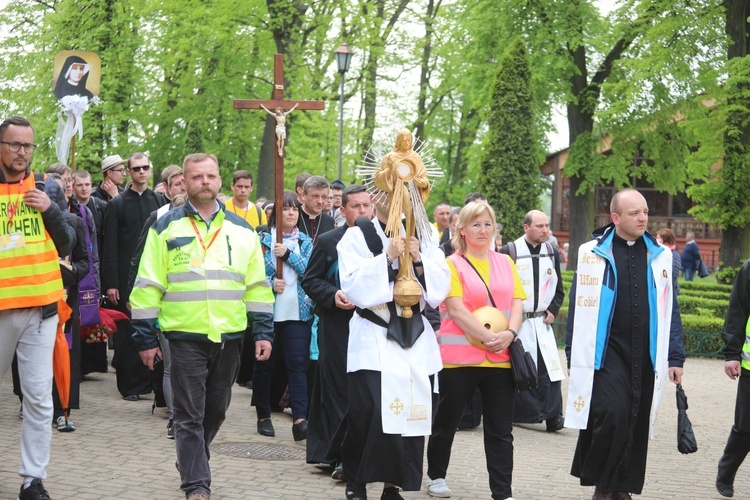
top-left (742, 317), bottom-right (750, 371)
top-left (0, 174), bottom-right (63, 310)
top-left (439, 252), bottom-right (515, 365)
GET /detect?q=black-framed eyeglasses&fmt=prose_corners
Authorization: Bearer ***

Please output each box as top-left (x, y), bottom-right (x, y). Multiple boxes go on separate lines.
top-left (130, 165), bottom-right (151, 172)
top-left (110, 168), bottom-right (126, 174)
top-left (1, 141), bottom-right (36, 153)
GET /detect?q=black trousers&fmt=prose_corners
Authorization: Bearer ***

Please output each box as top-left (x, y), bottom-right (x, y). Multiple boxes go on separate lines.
top-left (340, 370), bottom-right (425, 491)
top-left (427, 367), bottom-right (515, 500)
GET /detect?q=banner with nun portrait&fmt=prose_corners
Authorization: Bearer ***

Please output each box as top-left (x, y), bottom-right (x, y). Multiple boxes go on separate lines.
top-left (52, 50), bottom-right (101, 166)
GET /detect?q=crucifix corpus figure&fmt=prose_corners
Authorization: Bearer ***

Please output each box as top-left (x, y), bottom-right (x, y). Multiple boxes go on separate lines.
top-left (260, 103), bottom-right (298, 157)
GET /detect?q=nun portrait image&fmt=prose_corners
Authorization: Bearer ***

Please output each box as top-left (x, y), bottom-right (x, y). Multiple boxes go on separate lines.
top-left (54, 55), bottom-right (95, 99)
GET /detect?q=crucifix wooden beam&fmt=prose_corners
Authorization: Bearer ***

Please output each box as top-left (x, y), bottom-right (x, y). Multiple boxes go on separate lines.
top-left (233, 53), bottom-right (324, 270)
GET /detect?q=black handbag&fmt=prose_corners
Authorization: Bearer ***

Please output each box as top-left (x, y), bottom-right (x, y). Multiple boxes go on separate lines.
top-left (509, 336), bottom-right (538, 392)
top-left (462, 257), bottom-right (538, 392)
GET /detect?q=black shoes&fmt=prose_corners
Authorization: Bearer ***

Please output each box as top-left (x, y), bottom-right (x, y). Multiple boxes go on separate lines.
top-left (546, 415), bottom-right (565, 432)
top-left (122, 394), bottom-right (139, 401)
top-left (380, 486), bottom-right (403, 500)
top-left (345, 481), bottom-right (367, 500)
top-left (167, 419), bottom-right (175, 439)
top-left (19, 479), bottom-right (51, 500)
top-left (292, 419), bottom-right (308, 441)
top-left (716, 479), bottom-right (734, 498)
top-left (257, 418), bottom-right (275, 437)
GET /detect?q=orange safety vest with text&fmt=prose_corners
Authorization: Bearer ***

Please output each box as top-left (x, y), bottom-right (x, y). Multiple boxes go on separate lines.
top-left (0, 174), bottom-right (63, 310)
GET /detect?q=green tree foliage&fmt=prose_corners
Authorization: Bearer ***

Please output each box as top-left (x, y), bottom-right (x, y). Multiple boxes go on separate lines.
top-left (0, 0), bottom-right (734, 231)
top-left (477, 38), bottom-right (542, 242)
top-left (683, 1), bottom-right (750, 269)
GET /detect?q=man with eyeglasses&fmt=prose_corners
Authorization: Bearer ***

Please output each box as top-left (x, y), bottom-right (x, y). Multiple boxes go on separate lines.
top-left (298, 175), bottom-right (335, 242)
top-left (102, 152), bottom-right (168, 401)
top-left (0, 116), bottom-right (76, 500)
top-left (92, 155), bottom-right (127, 202)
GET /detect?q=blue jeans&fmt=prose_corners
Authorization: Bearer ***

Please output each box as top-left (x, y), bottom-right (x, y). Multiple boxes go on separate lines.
top-left (684, 266), bottom-right (695, 281)
top-left (169, 338), bottom-right (241, 497)
top-left (253, 320), bottom-right (312, 421)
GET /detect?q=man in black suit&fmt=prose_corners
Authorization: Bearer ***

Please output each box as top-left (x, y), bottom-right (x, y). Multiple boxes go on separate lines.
top-left (303, 184), bottom-right (373, 475)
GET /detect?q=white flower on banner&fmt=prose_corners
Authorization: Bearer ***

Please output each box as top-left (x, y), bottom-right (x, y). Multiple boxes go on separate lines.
top-left (55, 94), bottom-right (101, 166)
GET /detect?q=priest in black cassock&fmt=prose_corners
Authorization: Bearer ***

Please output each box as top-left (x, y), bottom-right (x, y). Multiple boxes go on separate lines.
top-left (565, 189), bottom-right (684, 499)
top-left (101, 152), bottom-right (167, 400)
top-left (302, 185), bottom-right (373, 470)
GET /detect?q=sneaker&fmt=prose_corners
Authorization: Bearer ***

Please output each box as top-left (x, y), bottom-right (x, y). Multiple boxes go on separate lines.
top-left (426, 478), bottom-right (451, 498)
top-left (167, 419), bottom-right (175, 439)
top-left (55, 416), bottom-right (75, 432)
top-left (18, 479), bottom-right (51, 500)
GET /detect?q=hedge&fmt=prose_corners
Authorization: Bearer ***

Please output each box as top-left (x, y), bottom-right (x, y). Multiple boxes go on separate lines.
top-left (554, 308), bottom-right (725, 358)
top-left (677, 295), bottom-right (728, 318)
top-left (679, 280), bottom-right (733, 294)
top-left (555, 271), bottom-right (730, 357)
top-left (679, 289), bottom-right (731, 302)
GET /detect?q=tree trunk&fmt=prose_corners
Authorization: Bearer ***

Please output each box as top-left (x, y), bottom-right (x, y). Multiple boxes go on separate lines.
top-left (413, 0), bottom-right (435, 141)
top-left (563, 38), bottom-right (595, 272)
top-left (358, 50), bottom-right (379, 161)
top-left (719, 0), bottom-right (750, 268)
top-left (720, 225), bottom-right (750, 270)
top-left (450, 107), bottom-right (478, 184)
top-left (256, 118), bottom-right (277, 199)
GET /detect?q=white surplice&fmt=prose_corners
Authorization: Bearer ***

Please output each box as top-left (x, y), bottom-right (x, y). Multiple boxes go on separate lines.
top-left (337, 219), bottom-right (449, 436)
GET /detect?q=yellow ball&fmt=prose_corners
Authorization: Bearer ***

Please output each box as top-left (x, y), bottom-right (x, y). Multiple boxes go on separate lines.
top-left (467, 306), bottom-right (509, 350)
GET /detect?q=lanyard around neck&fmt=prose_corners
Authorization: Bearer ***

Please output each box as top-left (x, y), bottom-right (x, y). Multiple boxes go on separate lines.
top-left (189, 214), bottom-right (222, 254)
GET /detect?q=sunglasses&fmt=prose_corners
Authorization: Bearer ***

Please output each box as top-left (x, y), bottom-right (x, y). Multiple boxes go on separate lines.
top-left (130, 165), bottom-right (151, 172)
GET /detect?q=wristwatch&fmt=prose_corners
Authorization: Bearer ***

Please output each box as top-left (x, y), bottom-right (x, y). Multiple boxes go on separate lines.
top-left (386, 255), bottom-right (394, 268)
top-left (508, 328), bottom-right (518, 340)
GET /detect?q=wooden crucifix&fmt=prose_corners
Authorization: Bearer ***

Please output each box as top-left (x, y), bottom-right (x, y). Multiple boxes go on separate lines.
top-left (233, 54), bottom-right (324, 270)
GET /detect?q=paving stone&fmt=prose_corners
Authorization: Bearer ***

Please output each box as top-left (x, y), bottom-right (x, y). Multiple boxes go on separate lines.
top-left (0, 353), bottom-right (742, 498)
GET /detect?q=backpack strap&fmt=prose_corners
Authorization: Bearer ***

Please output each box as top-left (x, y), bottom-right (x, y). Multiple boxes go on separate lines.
top-left (508, 241), bottom-right (517, 263)
top-left (34, 172), bottom-right (46, 190)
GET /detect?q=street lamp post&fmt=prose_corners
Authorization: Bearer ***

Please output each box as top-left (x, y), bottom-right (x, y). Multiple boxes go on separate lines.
top-left (334, 43), bottom-right (353, 181)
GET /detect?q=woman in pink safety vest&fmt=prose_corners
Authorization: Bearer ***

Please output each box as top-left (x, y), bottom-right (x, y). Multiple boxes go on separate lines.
top-left (425, 201), bottom-right (525, 500)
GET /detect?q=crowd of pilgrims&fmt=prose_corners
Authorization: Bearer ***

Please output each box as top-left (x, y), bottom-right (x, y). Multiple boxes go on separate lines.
top-left (33, 153), bottom-right (565, 500)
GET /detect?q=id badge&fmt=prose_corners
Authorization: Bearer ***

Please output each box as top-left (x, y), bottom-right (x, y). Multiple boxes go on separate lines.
top-left (189, 256), bottom-right (205, 276)
top-left (0, 232), bottom-right (25, 252)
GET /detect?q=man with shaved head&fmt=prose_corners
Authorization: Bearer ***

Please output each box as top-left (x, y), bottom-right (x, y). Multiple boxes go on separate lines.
top-left (499, 210), bottom-right (565, 432)
top-left (564, 189), bottom-right (684, 499)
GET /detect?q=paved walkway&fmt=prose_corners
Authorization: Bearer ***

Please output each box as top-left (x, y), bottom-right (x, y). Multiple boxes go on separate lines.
top-left (0, 353), bottom-right (744, 499)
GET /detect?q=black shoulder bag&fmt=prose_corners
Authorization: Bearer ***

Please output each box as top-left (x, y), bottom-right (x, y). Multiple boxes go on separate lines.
top-left (462, 256), bottom-right (538, 392)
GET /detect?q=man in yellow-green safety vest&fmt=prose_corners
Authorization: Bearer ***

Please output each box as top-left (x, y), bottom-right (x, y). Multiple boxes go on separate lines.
top-left (131, 153), bottom-right (274, 500)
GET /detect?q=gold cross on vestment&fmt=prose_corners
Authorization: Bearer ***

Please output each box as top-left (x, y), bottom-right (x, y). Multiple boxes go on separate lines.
top-left (390, 398), bottom-right (405, 416)
top-left (574, 395), bottom-right (586, 412)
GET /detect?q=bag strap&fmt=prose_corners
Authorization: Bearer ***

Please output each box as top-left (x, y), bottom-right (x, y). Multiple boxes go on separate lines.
top-left (508, 241), bottom-right (516, 263)
top-left (461, 255), bottom-right (497, 308)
